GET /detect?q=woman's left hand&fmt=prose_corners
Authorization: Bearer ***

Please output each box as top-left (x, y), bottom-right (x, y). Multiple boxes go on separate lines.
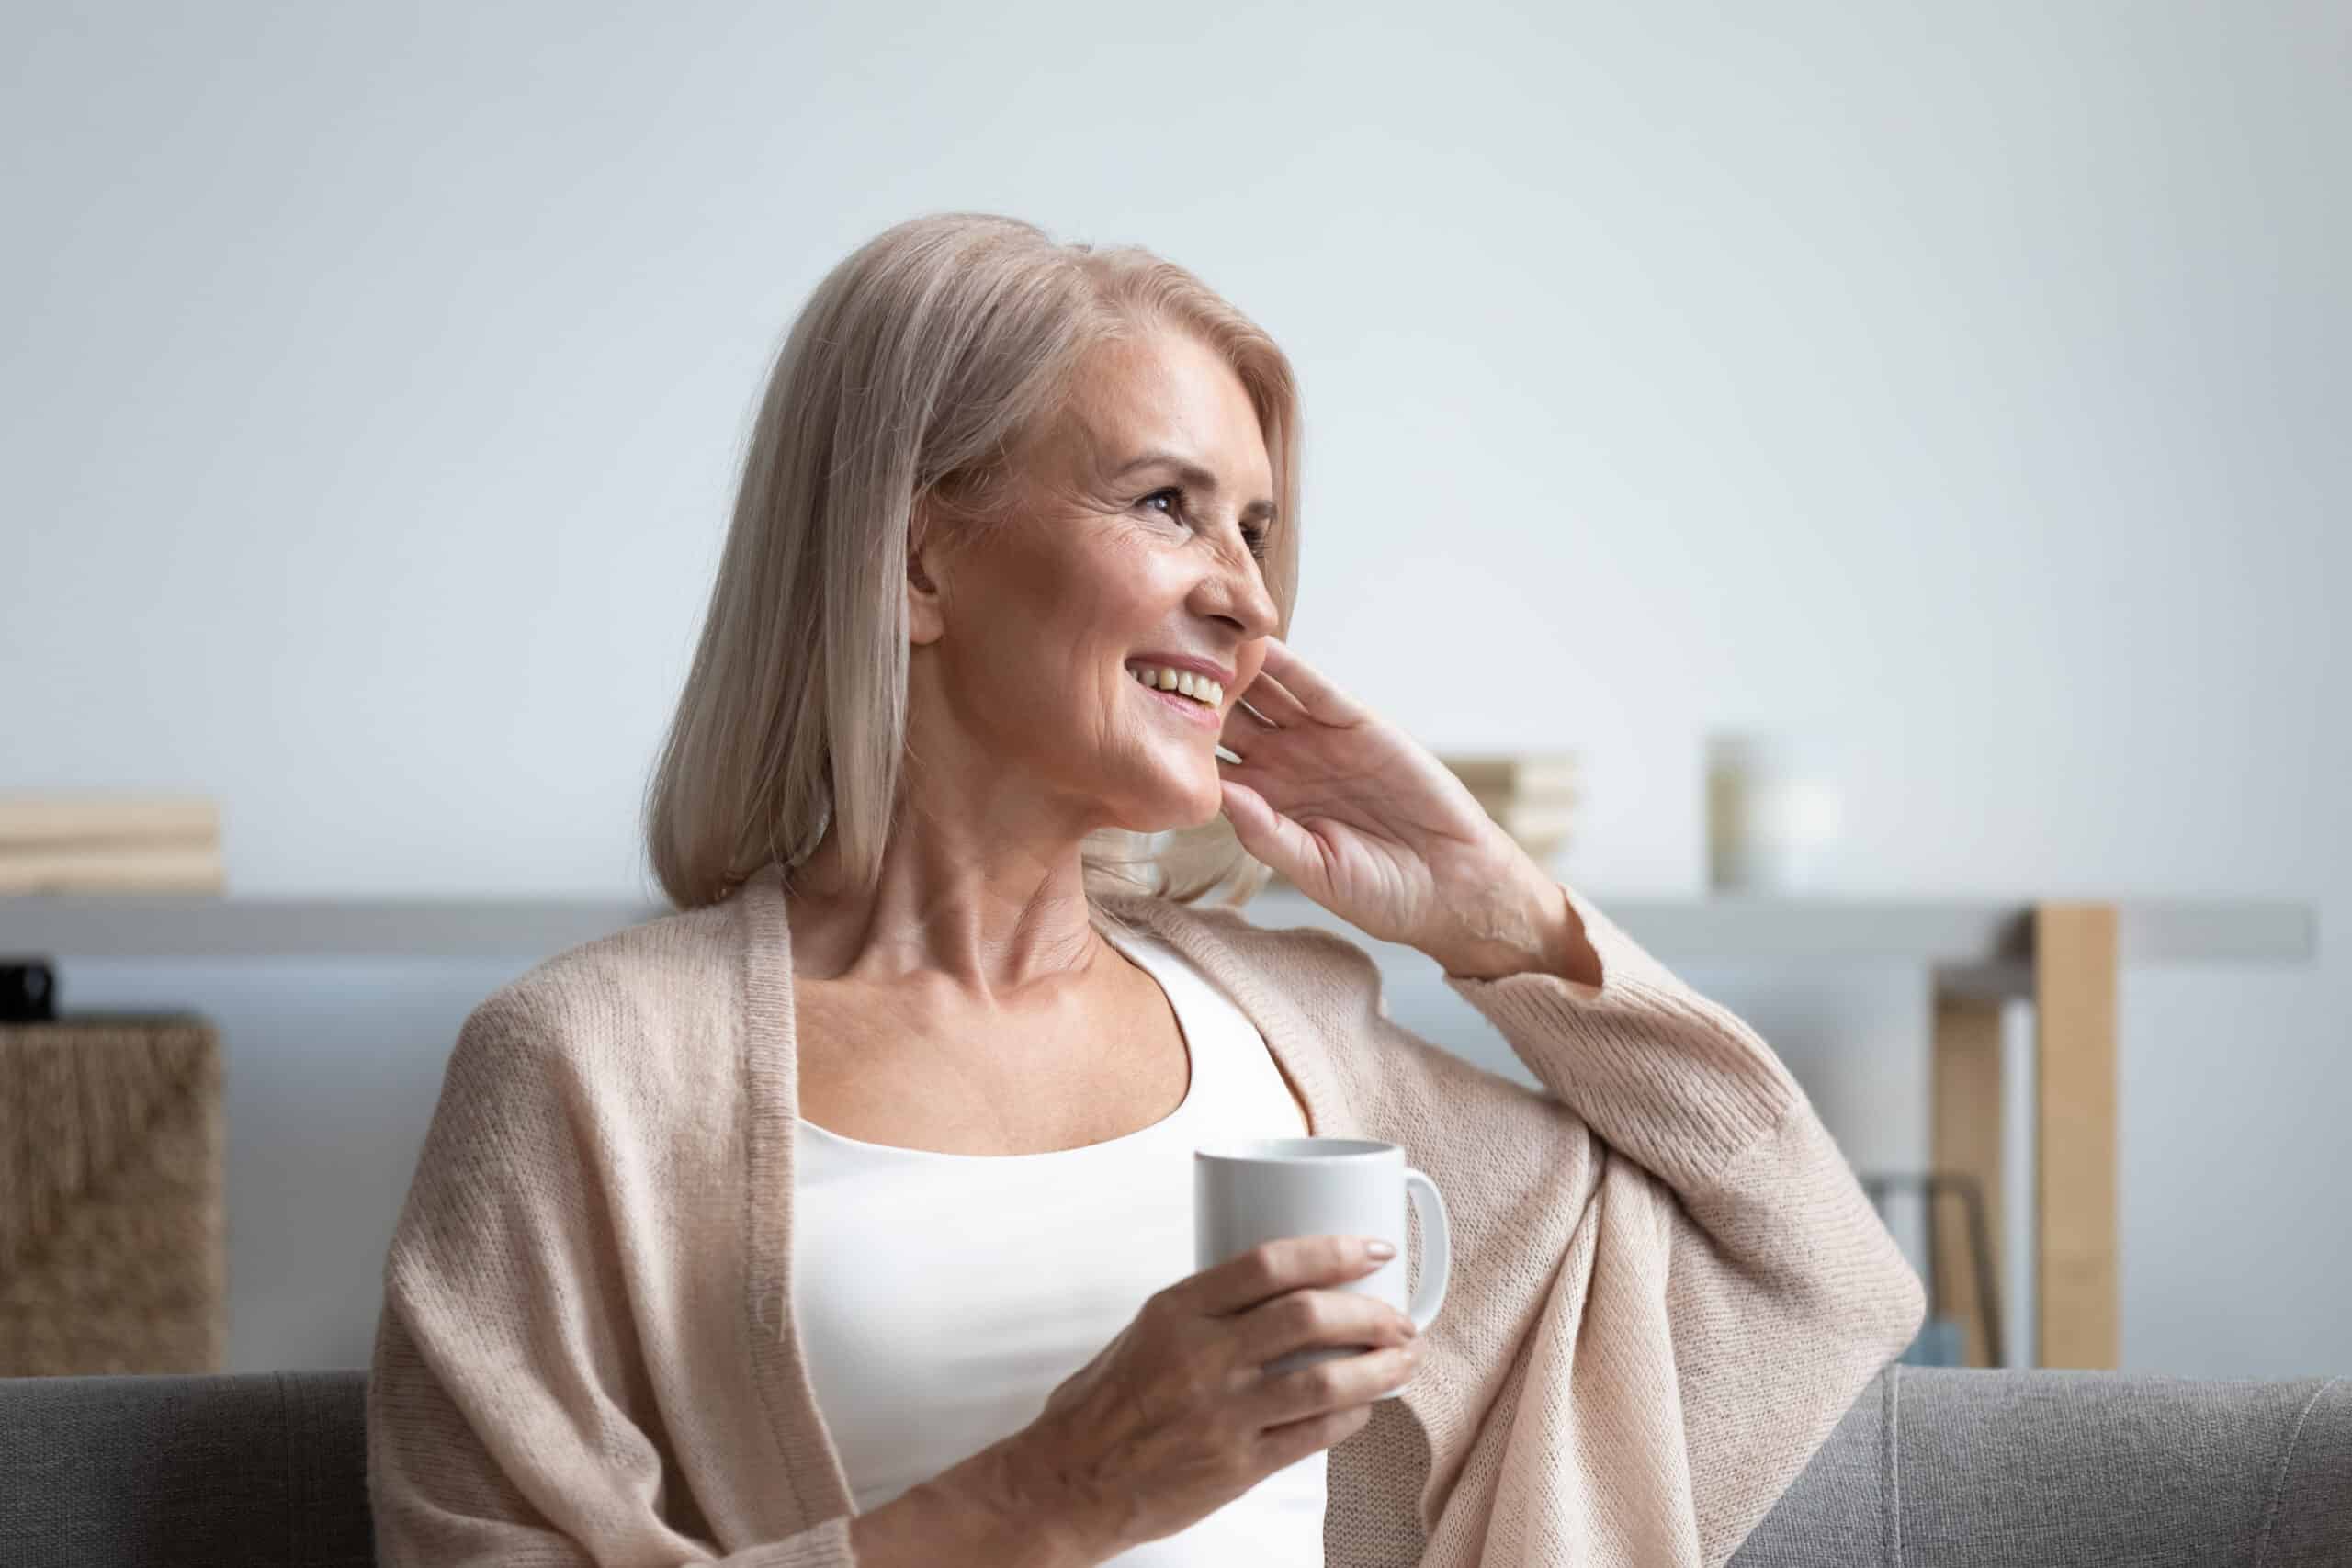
top-left (1215, 637), bottom-right (1598, 984)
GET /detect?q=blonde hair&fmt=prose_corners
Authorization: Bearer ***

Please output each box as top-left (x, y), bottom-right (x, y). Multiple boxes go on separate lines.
top-left (641, 212), bottom-right (1302, 914)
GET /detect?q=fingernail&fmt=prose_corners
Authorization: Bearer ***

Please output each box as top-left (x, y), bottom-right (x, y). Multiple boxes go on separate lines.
top-left (1366, 1239), bottom-right (1396, 1260)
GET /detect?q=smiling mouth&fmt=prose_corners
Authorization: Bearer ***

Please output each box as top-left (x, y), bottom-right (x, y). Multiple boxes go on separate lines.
top-left (1125, 662), bottom-right (1224, 708)
top-left (1128, 674), bottom-right (1223, 731)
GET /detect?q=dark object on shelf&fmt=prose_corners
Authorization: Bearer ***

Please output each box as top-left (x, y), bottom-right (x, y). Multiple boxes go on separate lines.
top-left (1, 956), bottom-right (57, 1021)
top-left (1861, 1170), bottom-right (2005, 1368)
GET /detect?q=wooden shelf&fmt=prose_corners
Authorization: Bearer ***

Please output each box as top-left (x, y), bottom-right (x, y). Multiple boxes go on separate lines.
top-left (1241, 886), bottom-right (2315, 976)
top-left (0, 888), bottom-right (2313, 976)
top-left (0, 882), bottom-right (2317, 1373)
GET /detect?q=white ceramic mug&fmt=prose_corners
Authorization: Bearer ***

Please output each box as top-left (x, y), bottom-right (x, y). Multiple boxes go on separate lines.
top-left (1193, 1136), bottom-right (1451, 1393)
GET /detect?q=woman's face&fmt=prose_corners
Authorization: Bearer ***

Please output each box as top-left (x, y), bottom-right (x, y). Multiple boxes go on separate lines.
top-left (907, 327), bottom-right (1283, 835)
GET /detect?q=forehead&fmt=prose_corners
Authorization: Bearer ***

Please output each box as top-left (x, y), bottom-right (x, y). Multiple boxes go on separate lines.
top-left (1057, 330), bottom-right (1271, 485)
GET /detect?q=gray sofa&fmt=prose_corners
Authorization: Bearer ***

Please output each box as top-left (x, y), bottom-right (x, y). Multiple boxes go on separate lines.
top-left (0, 1365), bottom-right (2344, 1565)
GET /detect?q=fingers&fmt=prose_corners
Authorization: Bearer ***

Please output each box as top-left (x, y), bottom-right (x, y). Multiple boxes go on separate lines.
top-left (1235, 669), bottom-right (1311, 728)
top-left (1212, 757), bottom-right (1276, 797)
top-left (1223, 637), bottom-right (1362, 744)
top-left (1217, 780), bottom-right (1323, 881)
top-left (1232, 1283), bottom-right (1416, 1371)
top-left (1247, 1341), bottom-right (1421, 1432)
top-left (1176, 1235), bottom-right (1392, 1319)
top-left (1256, 1401), bottom-right (1375, 1467)
top-left (1218, 697), bottom-right (1280, 758)
top-left (1254, 636), bottom-right (1365, 724)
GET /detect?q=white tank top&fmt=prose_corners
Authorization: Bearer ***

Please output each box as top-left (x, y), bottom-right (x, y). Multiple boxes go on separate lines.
top-left (791, 917), bottom-right (1327, 1563)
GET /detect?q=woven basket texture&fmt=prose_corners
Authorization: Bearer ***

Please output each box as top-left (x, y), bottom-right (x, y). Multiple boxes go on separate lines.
top-left (0, 1014), bottom-right (225, 1375)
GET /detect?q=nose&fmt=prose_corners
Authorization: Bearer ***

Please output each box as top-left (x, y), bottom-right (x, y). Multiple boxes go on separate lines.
top-left (1195, 525), bottom-right (1281, 642)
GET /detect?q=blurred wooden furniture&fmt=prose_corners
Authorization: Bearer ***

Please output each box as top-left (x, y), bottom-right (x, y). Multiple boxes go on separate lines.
top-left (1931, 906), bottom-right (2120, 1369)
top-left (0, 1013), bottom-right (226, 1375)
top-left (1437, 752), bottom-right (1583, 861)
top-left (0, 794), bottom-right (225, 894)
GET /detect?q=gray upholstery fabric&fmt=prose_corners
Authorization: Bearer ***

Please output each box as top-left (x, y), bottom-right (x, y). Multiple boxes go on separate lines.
top-left (0, 1365), bottom-right (2342, 1566)
top-left (2260, 1375), bottom-right (2352, 1568)
top-left (1732, 1366), bottom-right (2351, 1567)
top-left (0, 1371), bottom-right (371, 1568)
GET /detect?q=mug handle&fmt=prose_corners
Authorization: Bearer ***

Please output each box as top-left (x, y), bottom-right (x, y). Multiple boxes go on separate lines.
top-left (1403, 1167), bottom-right (1450, 1332)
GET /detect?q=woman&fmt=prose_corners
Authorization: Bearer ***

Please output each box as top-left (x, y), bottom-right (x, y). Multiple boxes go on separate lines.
top-left (366, 212), bottom-right (1924, 1568)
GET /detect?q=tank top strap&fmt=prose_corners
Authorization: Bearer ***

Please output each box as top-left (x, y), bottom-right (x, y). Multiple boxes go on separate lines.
top-left (1100, 918), bottom-right (1308, 1139)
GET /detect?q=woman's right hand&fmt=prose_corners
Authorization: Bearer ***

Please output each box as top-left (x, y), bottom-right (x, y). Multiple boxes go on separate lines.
top-left (992, 1233), bottom-right (1424, 1559)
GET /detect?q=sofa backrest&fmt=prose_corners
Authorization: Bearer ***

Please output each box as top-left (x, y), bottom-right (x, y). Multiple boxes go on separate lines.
top-left (0, 1365), bottom-right (2344, 1565)
top-left (1731, 1365), bottom-right (2349, 1566)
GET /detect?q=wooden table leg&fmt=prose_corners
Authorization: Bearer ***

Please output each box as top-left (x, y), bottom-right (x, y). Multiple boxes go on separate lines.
top-left (1931, 990), bottom-right (2007, 1366)
top-left (2035, 902), bottom-right (2120, 1368)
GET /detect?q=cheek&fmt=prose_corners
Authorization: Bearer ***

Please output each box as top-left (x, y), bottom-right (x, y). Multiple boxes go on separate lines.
top-left (1059, 547), bottom-right (1172, 645)
top-left (957, 539), bottom-right (1084, 649)
top-left (966, 523), bottom-right (1172, 690)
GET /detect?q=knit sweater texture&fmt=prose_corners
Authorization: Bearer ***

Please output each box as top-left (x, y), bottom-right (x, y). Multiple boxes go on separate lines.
top-left (367, 860), bottom-right (1926, 1566)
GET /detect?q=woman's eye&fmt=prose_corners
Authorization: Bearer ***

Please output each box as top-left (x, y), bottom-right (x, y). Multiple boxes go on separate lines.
top-left (1139, 488), bottom-right (1268, 562)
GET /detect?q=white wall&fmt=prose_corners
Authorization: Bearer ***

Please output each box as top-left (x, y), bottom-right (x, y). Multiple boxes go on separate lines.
top-left (5, 3), bottom-right (2344, 1378)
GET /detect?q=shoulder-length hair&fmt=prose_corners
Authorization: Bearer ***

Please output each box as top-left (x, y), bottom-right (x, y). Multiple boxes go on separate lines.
top-left (641, 212), bottom-right (1303, 913)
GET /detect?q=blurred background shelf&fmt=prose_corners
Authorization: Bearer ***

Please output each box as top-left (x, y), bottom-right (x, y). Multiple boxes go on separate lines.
top-left (0, 887), bottom-right (2316, 1371)
top-left (1245, 886), bottom-right (2314, 987)
top-left (0, 889), bottom-right (2313, 972)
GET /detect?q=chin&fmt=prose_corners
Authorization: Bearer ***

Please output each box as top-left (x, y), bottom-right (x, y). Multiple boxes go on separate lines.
top-left (1107, 780), bottom-right (1222, 836)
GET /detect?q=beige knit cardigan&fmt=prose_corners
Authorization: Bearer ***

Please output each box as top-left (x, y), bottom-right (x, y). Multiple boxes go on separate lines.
top-left (367, 860), bottom-right (1925, 1566)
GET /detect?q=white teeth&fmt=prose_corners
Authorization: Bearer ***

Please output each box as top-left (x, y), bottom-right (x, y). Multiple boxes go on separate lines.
top-left (1129, 664), bottom-right (1221, 707)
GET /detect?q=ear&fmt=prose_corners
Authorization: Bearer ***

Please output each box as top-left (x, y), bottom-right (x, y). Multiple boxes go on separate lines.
top-left (906, 497), bottom-right (946, 648)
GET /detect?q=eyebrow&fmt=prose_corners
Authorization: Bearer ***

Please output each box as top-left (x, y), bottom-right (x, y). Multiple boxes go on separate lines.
top-left (1112, 451), bottom-right (1279, 524)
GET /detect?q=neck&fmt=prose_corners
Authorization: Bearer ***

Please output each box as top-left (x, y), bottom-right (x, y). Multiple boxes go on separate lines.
top-left (786, 794), bottom-right (1111, 1006)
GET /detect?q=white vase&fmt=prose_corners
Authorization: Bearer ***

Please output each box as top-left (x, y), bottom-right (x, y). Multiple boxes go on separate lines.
top-left (1705, 731), bottom-right (1849, 894)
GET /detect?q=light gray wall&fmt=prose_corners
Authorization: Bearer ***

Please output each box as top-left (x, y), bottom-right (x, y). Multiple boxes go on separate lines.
top-left (5, 3), bottom-right (2344, 1378)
